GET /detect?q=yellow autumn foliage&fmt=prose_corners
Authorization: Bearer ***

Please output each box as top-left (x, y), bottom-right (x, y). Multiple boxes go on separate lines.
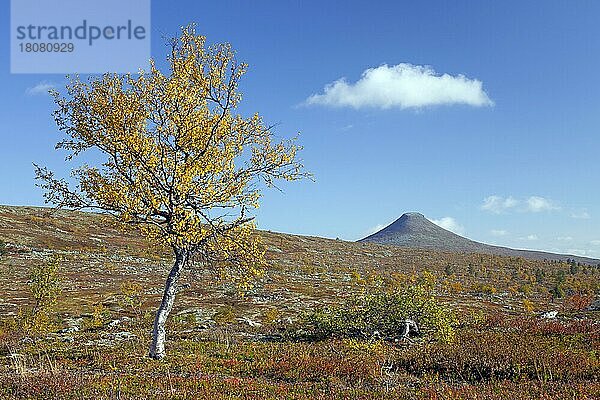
top-left (35, 24), bottom-right (307, 288)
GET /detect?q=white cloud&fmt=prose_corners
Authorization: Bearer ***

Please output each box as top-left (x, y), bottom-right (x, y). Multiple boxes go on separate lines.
top-left (26, 81), bottom-right (56, 96)
top-left (590, 240), bottom-right (600, 246)
top-left (430, 217), bottom-right (465, 235)
top-left (365, 223), bottom-right (386, 236)
top-left (557, 236), bottom-right (573, 241)
top-left (305, 63), bottom-right (493, 110)
top-left (481, 195), bottom-right (519, 213)
top-left (526, 234), bottom-right (538, 241)
top-left (566, 249), bottom-right (596, 257)
top-left (481, 195), bottom-right (560, 214)
top-left (491, 229), bottom-right (508, 236)
top-left (526, 196), bottom-right (559, 212)
top-left (570, 210), bottom-right (590, 219)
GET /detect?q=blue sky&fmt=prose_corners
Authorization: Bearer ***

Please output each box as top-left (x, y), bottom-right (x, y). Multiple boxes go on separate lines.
top-left (1, 1), bottom-right (599, 258)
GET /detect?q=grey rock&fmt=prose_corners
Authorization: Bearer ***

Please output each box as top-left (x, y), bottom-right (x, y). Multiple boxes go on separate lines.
top-left (541, 311), bottom-right (558, 319)
top-left (58, 326), bottom-right (79, 333)
top-left (587, 298), bottom-right (600, 311)
top-left (113, 331), bottom-right (136, 340)
top-left (238, 317), bottom-right (262, 328)
top-left (62, 317), bottom-right (83, 332)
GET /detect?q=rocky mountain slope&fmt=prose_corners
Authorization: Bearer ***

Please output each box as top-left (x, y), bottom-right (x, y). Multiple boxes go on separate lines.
top-left (360, 212), bottom-right (598, 265)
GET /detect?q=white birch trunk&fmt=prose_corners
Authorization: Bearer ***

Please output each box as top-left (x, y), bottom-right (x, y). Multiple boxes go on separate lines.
top-left (149, 248), bottom-right (187, 359)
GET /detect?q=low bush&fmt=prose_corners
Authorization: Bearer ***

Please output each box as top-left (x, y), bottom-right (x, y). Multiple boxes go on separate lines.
top-left (293, 275), bottom-right (456, 343)
top-left (118, 281), bottom-right (144, 316)
top-left (19, 255), bottom-right (62, 335)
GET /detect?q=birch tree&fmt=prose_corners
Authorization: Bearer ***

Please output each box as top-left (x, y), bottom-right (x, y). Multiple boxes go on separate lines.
top-left (34, 25), bottom-right (306, 359)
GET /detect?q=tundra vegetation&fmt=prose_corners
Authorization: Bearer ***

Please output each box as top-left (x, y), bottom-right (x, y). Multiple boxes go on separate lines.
top-left (0, 207), bottom-right (599, 399)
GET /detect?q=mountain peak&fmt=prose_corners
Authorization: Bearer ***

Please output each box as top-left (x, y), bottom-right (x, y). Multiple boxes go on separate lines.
top-left (400, 212), bottom-right (425, 219)
top-left (359, 211), bottom-right (598, 264)
top-left (362, 212), bottom-right (456, 245)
